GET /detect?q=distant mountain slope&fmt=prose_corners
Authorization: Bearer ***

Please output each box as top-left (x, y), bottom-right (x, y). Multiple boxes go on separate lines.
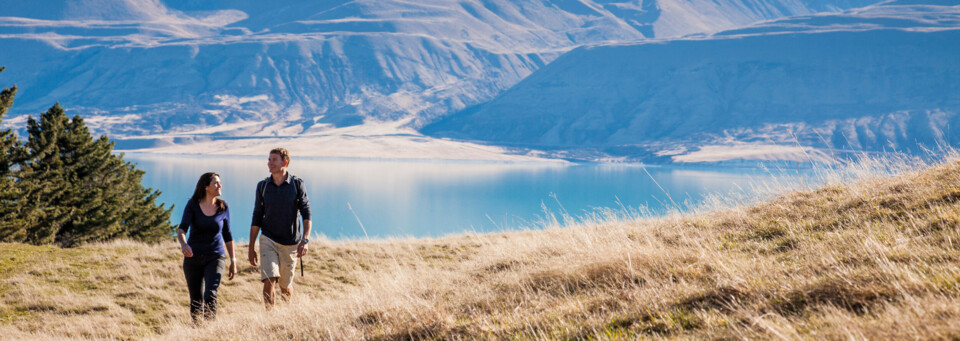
top-left (0, 0), bottom-right (876, 141)
top-left (423, 0), bottom-right (960, 161)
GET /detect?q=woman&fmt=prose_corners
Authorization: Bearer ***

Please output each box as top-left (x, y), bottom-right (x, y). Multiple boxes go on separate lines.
top-left (177, 172), bottom-right (237, 323)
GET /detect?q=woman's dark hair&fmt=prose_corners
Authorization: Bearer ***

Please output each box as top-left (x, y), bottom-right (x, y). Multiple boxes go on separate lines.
top-left (191, 172), bottom-right (226, 213)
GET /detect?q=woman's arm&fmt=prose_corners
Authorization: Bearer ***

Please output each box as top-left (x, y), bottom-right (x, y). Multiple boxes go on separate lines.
top-left (177, 228), bottom-right (193, 257)
top-left (178, 200), bottom-right (194, 257)
top-left (223, 206), bottom-right (237, 280)
top-left (225, 241), bottom-right (236, 280)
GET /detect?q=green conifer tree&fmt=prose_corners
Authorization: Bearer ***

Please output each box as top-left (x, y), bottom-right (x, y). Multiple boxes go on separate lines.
top-left (16, 104), bottom-right (175, 246)
top-left (0, 66), bottom-right (18, 175)
top-left (0, 66), bottom-right (25, 242)
top-left (16, 104), bottom-right (74, 244)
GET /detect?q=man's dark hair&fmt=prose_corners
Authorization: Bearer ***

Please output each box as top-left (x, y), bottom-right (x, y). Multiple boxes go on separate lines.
top-left (270, 147), bottom-right (290, 166)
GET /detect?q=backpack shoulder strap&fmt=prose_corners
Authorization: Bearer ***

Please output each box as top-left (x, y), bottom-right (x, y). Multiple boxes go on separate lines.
top-left (290, 175), bottom-right (301, 203)
top-left (258, 177), bottom-right (270, 206)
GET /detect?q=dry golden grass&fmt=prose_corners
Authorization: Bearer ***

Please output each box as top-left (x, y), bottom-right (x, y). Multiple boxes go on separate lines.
top-left (3, 156), bottom-right (960, 339)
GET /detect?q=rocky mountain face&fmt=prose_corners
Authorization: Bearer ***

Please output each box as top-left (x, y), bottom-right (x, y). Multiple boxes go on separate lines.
top-left (0, 0), bottom-right (877, 146)
top-left (423, 0), bottom-right (960, 161)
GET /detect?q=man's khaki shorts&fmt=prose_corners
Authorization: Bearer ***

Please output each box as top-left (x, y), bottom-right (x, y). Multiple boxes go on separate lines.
top-left (259, 235), bottom-right (298, 290)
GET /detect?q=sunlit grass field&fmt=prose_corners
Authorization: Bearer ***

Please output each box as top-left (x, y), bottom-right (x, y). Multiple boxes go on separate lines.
top-left (3, 155), bottom-right (960, 339)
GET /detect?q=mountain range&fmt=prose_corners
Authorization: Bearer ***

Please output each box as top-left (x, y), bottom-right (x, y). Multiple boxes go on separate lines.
top-left (424, 0), bottom-right (960, 162)
top-left (1, 0), bottom-right (955, 162)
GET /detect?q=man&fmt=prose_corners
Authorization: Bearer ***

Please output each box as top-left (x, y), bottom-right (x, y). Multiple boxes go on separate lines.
top-left (248, 147), bottom-right (312, 308)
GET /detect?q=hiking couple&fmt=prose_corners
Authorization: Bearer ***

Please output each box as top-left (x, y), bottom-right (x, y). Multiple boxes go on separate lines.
top-left (175, 147), bottom-right (311, 323)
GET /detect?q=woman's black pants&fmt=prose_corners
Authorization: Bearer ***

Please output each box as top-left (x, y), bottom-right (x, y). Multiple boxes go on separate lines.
top-left (183, 253), bottom-right (226, 322)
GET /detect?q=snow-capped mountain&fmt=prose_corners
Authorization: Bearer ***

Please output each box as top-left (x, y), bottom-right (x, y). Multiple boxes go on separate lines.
top-left (423, 0), bottom-right (960, 162)
top-left (0, 0), bottom-right (877, 146)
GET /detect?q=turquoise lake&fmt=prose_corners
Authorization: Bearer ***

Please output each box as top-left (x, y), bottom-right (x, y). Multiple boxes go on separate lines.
top-left (124, 154), bottom-right (806, 242)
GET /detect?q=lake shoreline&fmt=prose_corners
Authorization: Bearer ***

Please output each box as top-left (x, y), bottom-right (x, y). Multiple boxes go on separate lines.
top-left (124, 154), bottom-right (795, 242)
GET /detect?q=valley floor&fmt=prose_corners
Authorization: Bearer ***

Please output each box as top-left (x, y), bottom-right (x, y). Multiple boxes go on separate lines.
top-left (112, 121), bottom-right (834, 164)
top-left (116, 134), bottom-right (562, 163)
top-left (112, 121), bottom-right (560, 163)
top-left (3, 157), bottom-right (960, 339)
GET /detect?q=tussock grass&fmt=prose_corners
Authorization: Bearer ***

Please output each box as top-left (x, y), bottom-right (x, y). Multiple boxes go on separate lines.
top-left (4, 155), bottom-right (960, 339)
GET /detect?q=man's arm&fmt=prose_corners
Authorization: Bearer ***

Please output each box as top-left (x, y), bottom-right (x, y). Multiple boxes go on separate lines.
top-left (296, 178), bottom-right (312, 257)
top-left (248, 225), bottom-right (260, 267)
top-left (249, 180), bottom-right (265, 267)
top-left (297, 220), bottom-right (311, 257)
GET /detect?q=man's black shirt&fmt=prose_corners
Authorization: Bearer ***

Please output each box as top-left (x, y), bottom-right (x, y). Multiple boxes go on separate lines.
top-left (252, 174), bottom-right (311, 245)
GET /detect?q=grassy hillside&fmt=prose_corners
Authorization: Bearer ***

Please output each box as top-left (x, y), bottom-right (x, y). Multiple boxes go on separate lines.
top-left (3, 158), bottom-right (960, 339)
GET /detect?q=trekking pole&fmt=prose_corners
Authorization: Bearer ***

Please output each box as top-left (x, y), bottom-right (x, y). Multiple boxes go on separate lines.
top-left (300, 255), bottom-right (304, 277)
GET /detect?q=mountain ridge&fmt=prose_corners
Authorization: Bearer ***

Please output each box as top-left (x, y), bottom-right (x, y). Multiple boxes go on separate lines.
top-left (423, 0), bottom-right (960, 162)
top-left (0, 0), bottom-right (878, 147)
